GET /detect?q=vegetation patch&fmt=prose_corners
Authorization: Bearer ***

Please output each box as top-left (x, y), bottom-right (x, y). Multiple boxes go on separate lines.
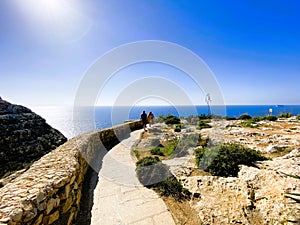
top-left (195, 143), bottom-right (268, 177)
top-left (136, 156), bottom-right (191, 201)
top-left (133, 149), bottom-right (140, 159)
top-left (164, 115), bottom-right (181, 125)
top-left (172, 133), bottom-right (208, 157)
top-left (278, 112), bottom-right (293, 118)
top-left (198, 120), bottom-right (212, 130)
top-left (150, 147), bottom-right (165, 156)
top-left (238, 114), bottom-right (252, 120)
top-left (240, 120), bottom-right (258, 128)
top-left (264, 115), bottom-right (278, 121)
top-left (174, 124), bottom-right (182, 132)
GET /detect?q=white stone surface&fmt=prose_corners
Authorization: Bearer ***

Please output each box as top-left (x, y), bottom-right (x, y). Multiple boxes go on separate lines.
top-left (91, 130), bottom-right (175, 225)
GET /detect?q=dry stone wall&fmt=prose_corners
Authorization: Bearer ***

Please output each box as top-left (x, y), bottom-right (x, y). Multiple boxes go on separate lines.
top-left (0, 120), bottom-right (142, 225)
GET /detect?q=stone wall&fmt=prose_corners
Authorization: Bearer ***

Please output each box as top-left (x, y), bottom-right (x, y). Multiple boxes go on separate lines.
top-left (0, 120), bottom-right (143, 225)
top-left (0, 98), bottom-right (67, 178)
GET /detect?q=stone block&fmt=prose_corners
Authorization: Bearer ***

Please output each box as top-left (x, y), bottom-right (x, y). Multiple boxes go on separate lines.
top-left (23, 207), bottom-right (37, 223)
top-left (67, 210), bottom-right (75, 225)
top-left (9, 208), bottom-right (23, 222)
top-left (62, 195), bottom-right (73, 214)
top-left (60, 184), bottom-right (70, 200)
top-left (33, 214), bottom-right (43, 225)
top-left (76, 190), bottom-right (82, 207)
top-left (46, 198), bottom-right (60, 215)
top-left (37, 201), bottom-right (47, 211)
top-left (76, 173), bottom-right (84, 185)
top-left (43, 210), bottom-right (60, 225)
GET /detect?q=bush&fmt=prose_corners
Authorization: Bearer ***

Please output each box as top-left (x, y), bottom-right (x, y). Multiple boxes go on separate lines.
top-left (278, 112), bottom-right (293, 118)
top-left (133, 150), bottom-right (140, 159)
top-left (153, 176), bottom-right (191, 201)
top-left (195, 143), bottom-right (268, 177)
top-left (164, 115), bottom-right (180, 125)
top-left (162, 139), bottom-right (179, 156)
top-left (150, 147), bottom-right (165, 156)
top-left (198, 120), bottom-right (212, 130)
top-left (174, 124), bottom-right (181, 132)
top-left (225, 116), bottom-right (236, 120)
top-left (136, 156), bottom-right (191, 200)
top-left (238, 114), bottom-right (252, 120)
top-left (136, 156), bottom-right (160, 167)
top-left (252, 116), bottom-right (263, 122)
top-left (240, 120), bottom-right (258, 128)
top-left (136, 156), bottom-right (168, 186)
top-left (172, 133), bottom-right (206, 157)
top-left (264, 115), bottom-right (277, 121)
top-left (199, 114), bottom-right (211, 120)
top-left (297, 114), bottom-right (300, 120)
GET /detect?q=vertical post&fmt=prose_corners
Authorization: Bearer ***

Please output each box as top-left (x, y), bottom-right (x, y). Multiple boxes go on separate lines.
top-left (269, 108), bottom-right (273, 116)
top-left (205, 93), bottom-right (211, 116)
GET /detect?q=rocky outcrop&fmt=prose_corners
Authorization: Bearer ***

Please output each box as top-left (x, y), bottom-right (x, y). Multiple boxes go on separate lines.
top-left (144, 122), bottom-right (300, 224)
top-left (178, 149), bottom-right (300, 225)
top-left (0, 98), bottom-right (67, 178)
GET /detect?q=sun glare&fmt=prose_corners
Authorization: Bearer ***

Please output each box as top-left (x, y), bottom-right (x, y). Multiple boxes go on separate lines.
top-left (13, 0), bottom-right (92, 42)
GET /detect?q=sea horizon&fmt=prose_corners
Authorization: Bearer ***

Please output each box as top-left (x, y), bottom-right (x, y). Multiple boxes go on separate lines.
top-left (31, 104), bottom-right (300, 139)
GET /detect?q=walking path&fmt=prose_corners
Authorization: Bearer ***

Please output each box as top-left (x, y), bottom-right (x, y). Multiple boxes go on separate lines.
top-left (91, 130), bottom-right (175, 225)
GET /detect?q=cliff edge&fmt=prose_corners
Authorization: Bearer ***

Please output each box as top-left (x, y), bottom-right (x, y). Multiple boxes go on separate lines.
top-left (0, 97), bottom-right (67, 178)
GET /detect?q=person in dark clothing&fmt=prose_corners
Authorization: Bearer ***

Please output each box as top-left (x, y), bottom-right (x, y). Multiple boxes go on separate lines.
top-left (141, 110), bottom-right (148, 131)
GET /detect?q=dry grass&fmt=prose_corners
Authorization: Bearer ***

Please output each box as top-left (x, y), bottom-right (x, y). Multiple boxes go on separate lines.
top-left (162, 196), bottom-right (201, 225)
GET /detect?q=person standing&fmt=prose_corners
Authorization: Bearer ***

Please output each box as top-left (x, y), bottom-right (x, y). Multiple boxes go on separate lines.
top-left (141, 110), bottom-right (148, 131)
top-left (147, 112), bottom-right (154, 127)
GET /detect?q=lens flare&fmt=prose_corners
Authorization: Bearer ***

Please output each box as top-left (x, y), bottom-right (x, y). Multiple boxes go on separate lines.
top-left (13, 0), bottom-right (92, 42)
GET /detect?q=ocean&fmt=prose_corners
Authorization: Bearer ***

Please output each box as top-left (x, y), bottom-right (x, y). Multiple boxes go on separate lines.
top-left (32, 105), bottom-right (300, 139)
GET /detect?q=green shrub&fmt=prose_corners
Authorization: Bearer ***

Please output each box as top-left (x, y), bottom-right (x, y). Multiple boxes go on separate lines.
top-left (150, 147), bottom-right (165, 156)
top-left (297, 114), bottom-right (300, 120)
top-left (136, 156), bottom-right (160, 168)
top-left (136, 156), bottom-right (168, 186)
top-left (238, 114), bottom-right (252, 120)
top-left (278, 112), bottom-right (293, 118)
top-left (263, 115), bottom-right (278, 121)
top-left (136, 156), bottom-right (191, 200)
top-left (225, 116), bottom-right (236, 120)
top-left (161, 139), bottom-right (179, 156)
top-left (198, 120), bottom-right (212, 130)
top-left (164, 115), bottom-right (180, 125)
top-left (195, 143), bottom-right (268, 177)
top-left (198, 114), bottom-right (211, 120)
top-left (172, 133), bottom-right (204, 157)
top-left (252, 116), bottom-right (263, 122)
top-left (240, 120), bottom-right (258, 128)
top-left (153, 176), bottom-right (191, 201)
top-left (174, 124), bottom-right (181, 132)
top-left (133, 150), bottom-right (140, 159)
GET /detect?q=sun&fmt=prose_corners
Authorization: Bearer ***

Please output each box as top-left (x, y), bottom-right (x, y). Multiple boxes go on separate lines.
top-left (13, 0), bottom-right (92, 42)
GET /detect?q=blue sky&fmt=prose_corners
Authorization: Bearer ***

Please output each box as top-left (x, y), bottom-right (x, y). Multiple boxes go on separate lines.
top-left (0, 0), bottom-right (299, 107)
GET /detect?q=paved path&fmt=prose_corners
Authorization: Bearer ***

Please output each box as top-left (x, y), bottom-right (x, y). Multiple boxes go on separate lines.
top-left (91, 130), bottom-right (175, 225)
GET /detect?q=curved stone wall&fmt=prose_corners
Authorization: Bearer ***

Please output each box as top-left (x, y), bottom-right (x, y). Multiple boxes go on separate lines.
top-left (0, 120), bottom-right (142, 225)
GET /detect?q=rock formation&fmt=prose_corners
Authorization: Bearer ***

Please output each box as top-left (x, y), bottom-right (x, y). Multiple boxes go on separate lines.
top-left (141, 121), bottom-right (300, 224)
top-left (0, 97), bottom-right (67, 178)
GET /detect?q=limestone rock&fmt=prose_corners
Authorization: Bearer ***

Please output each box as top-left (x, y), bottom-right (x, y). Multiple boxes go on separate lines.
top-left (181, 152), bottom-right (300, 224)
top-left (0, 98), bottom-right (67, 178)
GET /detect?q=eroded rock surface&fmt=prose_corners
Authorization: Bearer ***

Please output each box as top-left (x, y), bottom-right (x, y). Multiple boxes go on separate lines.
top-left (0, 98), bottom-right (67, 178)
top-left (144, 120), bottom-right (300, 224)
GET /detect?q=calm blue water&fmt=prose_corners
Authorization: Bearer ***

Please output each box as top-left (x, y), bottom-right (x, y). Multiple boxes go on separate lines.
top-left (32, 105), bottom-right (300, 138)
